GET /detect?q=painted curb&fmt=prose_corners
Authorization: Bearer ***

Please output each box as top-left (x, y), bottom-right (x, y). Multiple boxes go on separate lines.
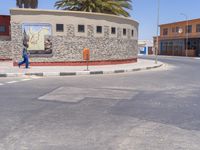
top-left (0, 74), bottom-right (7, 77)
top-left (60, 72), bottom-right (76, 76)
top-left (0, 64), bottom-right (163, 78)
top-left (90, 71), bottom-right (104, 75)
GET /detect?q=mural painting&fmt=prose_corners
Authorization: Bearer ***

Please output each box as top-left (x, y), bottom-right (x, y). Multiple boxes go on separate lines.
top-left (22, 24), bottom-right (52, 56)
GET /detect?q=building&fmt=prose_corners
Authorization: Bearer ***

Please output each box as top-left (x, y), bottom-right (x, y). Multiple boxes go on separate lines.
top-left (0, 15), bottom-right (11, 60)
top-left (0, 15), bottom-right (10, 40)
top-left (155, 18), bottom-right (200, 57)
top-left (0, 9), bottom-right (139, 66)
top-left (138, 40), bottom-right (153, 55)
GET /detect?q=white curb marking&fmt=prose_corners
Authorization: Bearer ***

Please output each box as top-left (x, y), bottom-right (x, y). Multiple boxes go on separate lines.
top-left (0, 83), bottom-right (4, 86)
top-left (43, 72), bottom-right (59, 76)
top-left (76, 71), bottom-right (90, 75)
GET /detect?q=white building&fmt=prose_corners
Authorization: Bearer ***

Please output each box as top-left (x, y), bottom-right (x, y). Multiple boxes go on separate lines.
top-left (138, 40), bottom-right (153, 55)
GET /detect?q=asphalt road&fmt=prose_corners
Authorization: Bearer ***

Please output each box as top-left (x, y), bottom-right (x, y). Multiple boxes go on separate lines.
top-left (0, 56), bottom-right (200, 150)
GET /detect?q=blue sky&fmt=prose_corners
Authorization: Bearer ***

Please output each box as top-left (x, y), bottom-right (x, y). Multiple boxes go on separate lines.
top-left (0, 0), bottom-right (200, 40)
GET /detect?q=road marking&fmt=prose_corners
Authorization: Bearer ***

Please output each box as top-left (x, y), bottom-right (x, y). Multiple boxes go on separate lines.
top-left (21, 79), bottom-right (32, 81)
top-left (6, 81), bottom-right (19, 84)
top-left (0, 77), bottom-right (38, 86)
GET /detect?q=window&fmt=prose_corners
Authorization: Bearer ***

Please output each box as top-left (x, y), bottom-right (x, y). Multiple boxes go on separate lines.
top-left (196, 24), bottom-right (200, 32)
top-left (163, 28), bottom-right (168, 35)
top-left (56, 24), bottom-right (64, 32)
top-left (78, 25), bottom-right (85, 33)
top-left (111, 27), bottom-right (116, 34)
top-left (160, 40), bottom-right (184, 55)
top-left (123, 28), bottom-right (126, 36)
top-left (186, 25), bottom-right (192, 33)
top-left (0, 25), bottom-right (6, 33)
top-left (96, 26), bottom-right (102, 33)
top-left (132, 30), bottom-right (134, 37)
top-left (172, 27), bottom-right (175, 33)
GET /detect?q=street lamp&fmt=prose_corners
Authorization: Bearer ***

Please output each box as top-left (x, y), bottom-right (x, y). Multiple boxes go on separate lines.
top-left (155, 0), bottom-right (160, 64)
top-left (180, 13), bottom-right (188, 57)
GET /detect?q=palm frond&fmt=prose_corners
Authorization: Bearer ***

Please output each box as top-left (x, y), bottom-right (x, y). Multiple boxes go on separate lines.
top-left (54, 0), bottom-right (133, 17)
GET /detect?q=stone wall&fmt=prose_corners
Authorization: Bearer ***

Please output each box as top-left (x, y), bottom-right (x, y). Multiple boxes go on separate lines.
top-left (0, 40), bottom-right (12, 60)
top-left (11, 22), bottom-right (138, 63)
top-left (11, 22), bottom-right (23, 62)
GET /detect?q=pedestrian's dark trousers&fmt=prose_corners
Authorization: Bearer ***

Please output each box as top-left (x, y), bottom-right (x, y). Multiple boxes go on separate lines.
top-left (18, 57), bottom-right (29, 68)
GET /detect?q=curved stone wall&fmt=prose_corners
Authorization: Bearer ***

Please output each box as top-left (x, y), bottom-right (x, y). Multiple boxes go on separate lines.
top-left (0, 40), bottom-right (12, 60)
top-left (10, 9), bottom-right (139, 65)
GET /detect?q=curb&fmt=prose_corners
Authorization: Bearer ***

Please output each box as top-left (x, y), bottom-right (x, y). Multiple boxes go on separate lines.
top-left (0, 64), bottom-right (163, 78)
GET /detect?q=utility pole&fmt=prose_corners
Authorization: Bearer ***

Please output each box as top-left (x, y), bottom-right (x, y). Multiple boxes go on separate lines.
top-left (155, 0), bottom-right (160, 64)
top-left (180, 13), bottom-right (188, 57)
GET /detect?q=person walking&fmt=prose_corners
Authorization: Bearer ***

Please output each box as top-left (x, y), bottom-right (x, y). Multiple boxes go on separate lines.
top-left (18, 44), bottom-right (30, 69)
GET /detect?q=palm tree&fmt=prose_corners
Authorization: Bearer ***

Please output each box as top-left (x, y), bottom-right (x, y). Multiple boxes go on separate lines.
top-left (54, 0), bottom-right (132, 17)
top-left (16, 0), bottom-right (38, 8)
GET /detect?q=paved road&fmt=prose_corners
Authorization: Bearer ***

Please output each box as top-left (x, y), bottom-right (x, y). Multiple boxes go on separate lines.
top-left (0, 56), bottom-right (200, 150)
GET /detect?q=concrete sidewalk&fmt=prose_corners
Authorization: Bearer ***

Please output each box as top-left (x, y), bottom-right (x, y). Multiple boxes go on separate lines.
top-left (0, 59), bottom-right (163, 77)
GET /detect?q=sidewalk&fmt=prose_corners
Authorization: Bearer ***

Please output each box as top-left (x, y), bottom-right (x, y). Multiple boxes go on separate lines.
top-left (0, 59), bottom-right (163, 77)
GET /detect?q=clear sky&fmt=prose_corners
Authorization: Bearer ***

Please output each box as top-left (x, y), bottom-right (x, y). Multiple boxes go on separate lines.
top-left (0, 0), bottom-right (200, 40)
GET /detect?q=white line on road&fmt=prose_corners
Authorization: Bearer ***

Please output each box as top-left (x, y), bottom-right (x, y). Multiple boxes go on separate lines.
top-left (6, 81), bottom-right (19, 84)
top-left (1, 78), bottom-right (37, 85)
top-left (20, 79), bottom-right (32, 81)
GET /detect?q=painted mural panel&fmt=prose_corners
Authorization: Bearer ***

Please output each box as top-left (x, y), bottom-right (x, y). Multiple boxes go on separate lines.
top-left (22, 23), bottom-right (52, 56)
